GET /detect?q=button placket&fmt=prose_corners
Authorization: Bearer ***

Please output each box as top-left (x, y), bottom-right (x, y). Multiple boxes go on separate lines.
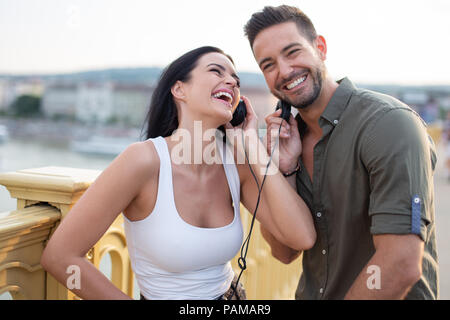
top-left (316, 208), bottom-right (328, 299)
top-left (311, 132), bottom-right (330, 300)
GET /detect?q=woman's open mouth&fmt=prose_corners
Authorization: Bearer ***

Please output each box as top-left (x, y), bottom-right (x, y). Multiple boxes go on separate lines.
top-left (211, 89), bottom-right (234, 108)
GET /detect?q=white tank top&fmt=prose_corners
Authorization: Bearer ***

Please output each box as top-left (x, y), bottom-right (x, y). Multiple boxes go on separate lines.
top-left (123, 135), bottom-right (243, 300)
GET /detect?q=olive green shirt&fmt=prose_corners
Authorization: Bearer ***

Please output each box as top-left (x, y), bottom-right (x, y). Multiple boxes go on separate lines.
top-left (294, 78), bottom-right (438, 300)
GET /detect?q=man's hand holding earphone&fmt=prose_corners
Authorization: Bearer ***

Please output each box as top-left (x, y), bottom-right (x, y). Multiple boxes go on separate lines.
top-left (263, 110), bottom-right (302, 176)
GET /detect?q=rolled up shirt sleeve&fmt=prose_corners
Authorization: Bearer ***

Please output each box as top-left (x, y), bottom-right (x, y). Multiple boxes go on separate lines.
top-left (361, 107), bottom-right (436, 242)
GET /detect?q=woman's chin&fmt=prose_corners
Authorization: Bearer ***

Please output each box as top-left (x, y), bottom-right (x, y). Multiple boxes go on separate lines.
top-left (214, 109), bottom-right (233, 126)
top-left (196, 108), bottom-right (232, 128)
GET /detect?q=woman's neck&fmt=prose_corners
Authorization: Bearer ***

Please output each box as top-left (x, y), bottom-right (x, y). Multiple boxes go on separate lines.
top-left (167, 122), bottom-right (222, 174)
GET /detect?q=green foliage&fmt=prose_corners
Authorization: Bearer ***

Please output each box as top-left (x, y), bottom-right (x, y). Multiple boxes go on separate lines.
top-left (10, 95), bottom-right (42, 117)
top-left (106, 115), bottom-right (119, 125)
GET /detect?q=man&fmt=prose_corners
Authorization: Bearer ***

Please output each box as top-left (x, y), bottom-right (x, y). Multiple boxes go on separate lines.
top-left (244, 5), bottom-right (438, 299)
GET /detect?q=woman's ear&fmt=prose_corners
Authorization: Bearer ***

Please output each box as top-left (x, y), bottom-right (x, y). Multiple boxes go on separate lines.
top-left (171, 80), bottom-right (186, 101)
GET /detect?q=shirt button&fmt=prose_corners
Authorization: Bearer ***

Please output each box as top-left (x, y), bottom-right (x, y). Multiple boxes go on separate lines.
top-left (322, 250), bottom-right (327, 255)
top-left (316, 212), bottom-right (322, 218)
top-left (333, 119), bottom-right (339, 125)
top-left (319, 288), bottom-right (324, 294)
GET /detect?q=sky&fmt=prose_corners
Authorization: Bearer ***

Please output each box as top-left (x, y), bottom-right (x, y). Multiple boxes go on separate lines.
top-left (1, 0), bottom-right (450, 85)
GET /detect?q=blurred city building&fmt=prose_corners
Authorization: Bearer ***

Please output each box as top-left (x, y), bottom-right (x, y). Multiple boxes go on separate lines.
top-left (41, 81), bottom-right (154, 127)
top-left (1, 69), bottom-right (450, 129)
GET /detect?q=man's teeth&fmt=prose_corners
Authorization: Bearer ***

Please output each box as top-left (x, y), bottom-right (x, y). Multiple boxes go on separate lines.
top-left (212, 91), bottom-right (233, 103)
top-left (286, 75), bottom-right (307, 90)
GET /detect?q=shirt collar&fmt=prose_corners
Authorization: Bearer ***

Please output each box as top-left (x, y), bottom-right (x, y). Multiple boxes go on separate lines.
top-left (295, 77), bottom-right (356, 136)
top-left (320, 77), bottom-right (356, 127)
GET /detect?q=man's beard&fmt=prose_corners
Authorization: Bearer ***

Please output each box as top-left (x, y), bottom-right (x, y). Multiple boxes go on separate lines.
top-left (274, 68), bottom-right (323, 110)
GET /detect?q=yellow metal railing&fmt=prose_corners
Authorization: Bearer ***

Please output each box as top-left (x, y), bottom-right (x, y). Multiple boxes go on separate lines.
top-left (0, 166), bottom-right (302, 300)
top-left (0, 204), bottom-right (60, 299)
top-left (231, 205), bottom-right (302, 299)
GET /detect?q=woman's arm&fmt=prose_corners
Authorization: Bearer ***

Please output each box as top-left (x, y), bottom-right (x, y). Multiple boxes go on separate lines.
top-left (226, 97), bottom-right (316, 252)
top-left (259, 224), bottom-right (302, 264)
top-left (236, 129), bottom-right (315, 251)
top-left (40, 141), bottom-right (157, 300)
top-left (258, 172), bottom-right (303, 264)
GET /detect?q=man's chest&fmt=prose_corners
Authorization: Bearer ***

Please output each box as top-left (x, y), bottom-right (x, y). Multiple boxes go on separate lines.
top-left (300, 133), bottom-right (320, 182)
top-left (298, 126), bottom-right (368, 204)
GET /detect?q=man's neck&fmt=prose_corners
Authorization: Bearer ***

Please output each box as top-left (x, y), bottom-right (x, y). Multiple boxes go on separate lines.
top-left (297, 77), bottom-right (339, 139)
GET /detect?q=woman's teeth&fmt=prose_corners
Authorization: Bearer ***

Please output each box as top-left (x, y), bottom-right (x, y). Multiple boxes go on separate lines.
top-left (286, 75), bottom-right (307, 90)
top-left (212, 91), bottom-right (233, 104)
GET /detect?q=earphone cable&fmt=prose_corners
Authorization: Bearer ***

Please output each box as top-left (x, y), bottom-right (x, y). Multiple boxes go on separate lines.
top-left (231, 119), bottom-right (284, 299)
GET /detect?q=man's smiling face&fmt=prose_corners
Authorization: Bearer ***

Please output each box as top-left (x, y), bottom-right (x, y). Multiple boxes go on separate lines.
top-left (252, 21), bottom-right (326, 109)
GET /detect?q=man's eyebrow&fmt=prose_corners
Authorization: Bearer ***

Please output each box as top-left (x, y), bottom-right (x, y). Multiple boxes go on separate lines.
top-left (258, 57), bottom-right (272, 69)
top-left (281, 42), bottom-right (303, 54)
top-left (258, 42), bottom-right (303, 68)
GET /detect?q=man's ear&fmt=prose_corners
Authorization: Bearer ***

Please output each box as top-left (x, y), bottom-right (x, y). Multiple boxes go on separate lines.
top-left (171, 80), bottom-right (186, 101)
top-left (315, 35), bottom-right (327, 61)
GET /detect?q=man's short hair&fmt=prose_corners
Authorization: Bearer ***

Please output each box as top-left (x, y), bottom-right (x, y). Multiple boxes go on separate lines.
top-left (244, 5), bottom-right (318, 49)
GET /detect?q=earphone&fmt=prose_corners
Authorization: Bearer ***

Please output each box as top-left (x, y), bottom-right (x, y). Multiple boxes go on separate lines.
top-left (231, 99), bottom-right (290, 127)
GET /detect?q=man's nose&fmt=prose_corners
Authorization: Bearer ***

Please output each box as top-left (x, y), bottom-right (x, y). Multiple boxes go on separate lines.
top-left (278, 59), bottom-right (294, 79)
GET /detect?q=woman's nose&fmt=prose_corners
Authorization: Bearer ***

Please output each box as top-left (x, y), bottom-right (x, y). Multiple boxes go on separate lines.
top-left (224, 74), bottom-right (238, 87)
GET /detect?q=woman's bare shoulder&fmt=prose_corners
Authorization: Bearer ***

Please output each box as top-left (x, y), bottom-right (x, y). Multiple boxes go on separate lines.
top-left (130, 139), bottom-right (160, 165)
top-left (116, 139), bottom-right (160, 181)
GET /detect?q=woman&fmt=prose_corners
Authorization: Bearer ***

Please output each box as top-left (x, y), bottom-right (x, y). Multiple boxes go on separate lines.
top-left (40, 46), bottom-right (316, 300)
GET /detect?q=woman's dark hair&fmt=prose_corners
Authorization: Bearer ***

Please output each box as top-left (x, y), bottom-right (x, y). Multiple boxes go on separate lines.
top-left (244, 5), bottom-right (317, 49)
top-left (142, 46), bottom-right (234, 140)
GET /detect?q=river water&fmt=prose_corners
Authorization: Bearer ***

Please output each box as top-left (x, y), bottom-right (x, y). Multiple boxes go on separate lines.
top-left (0, 136), bottom-right (141, 299)
top-left (0, 137), bottom-right (117, 210)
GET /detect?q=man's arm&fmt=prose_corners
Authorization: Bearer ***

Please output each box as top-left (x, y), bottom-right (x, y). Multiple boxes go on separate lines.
top-left (345, 234), bottom-right (423, 299)
top-left (350, 107), bottom-right (435, 299)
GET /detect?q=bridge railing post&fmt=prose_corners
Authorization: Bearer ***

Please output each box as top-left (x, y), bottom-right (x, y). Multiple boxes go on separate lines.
top-left (0, 166), bottom-right (134, 299)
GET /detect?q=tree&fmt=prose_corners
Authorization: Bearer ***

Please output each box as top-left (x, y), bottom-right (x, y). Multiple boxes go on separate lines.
top-left (10, 94), bottom-right (42, 117)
